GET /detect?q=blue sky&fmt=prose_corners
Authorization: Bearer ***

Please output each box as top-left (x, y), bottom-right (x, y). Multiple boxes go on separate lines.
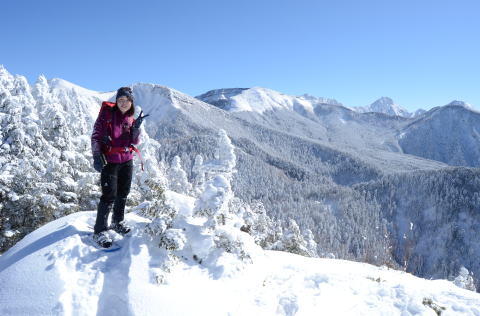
top-left (1, 0), bottom-right (479, 111)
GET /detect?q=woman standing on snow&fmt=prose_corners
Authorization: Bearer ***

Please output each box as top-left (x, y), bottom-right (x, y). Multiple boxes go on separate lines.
top-left (91, 87), bottom-right (148, 248)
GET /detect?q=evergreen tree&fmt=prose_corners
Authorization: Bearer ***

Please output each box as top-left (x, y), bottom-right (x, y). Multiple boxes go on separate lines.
top-left (166, 156), bottom-right (192, 194)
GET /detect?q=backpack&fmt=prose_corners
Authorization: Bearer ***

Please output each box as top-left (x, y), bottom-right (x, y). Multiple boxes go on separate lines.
top-left (99, 101), bottom-right (135, 130)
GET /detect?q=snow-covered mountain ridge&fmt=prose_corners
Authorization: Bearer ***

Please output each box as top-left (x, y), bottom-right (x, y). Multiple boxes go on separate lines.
top-left (197, 88), bottom-right (417, 117)
top-left (196, 87), bottom-right (344, 115)
top-left (2, 65), bottom-right (480, 298)
top-left (197, 86), bottom-right (480, 167)
top-left (197, 87), bottom-right (478, 124)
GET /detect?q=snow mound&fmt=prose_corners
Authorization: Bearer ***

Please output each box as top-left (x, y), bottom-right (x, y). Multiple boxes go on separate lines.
top-left (1, 210), bottom-right (479, 316)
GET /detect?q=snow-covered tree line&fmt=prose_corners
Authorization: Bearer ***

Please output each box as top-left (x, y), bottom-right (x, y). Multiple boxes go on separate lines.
top-left (0, 68), bottom-right (162, 252)
top-left (155, 132), bottom-right (396, 266)
top-left (0, 70), bottom-right (98, 251)
top-left (355, 167), bottom-right (480, 291)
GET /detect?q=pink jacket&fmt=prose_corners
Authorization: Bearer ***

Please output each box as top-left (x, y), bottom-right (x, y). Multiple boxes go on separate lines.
top-left (91, 105), bottom-right (140, 164)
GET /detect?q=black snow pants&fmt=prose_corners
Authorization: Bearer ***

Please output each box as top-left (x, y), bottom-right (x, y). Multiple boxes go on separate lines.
top-left (94, 159), bottom-right (133, 234)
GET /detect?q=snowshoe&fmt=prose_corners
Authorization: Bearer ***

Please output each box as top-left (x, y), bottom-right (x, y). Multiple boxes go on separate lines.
top-left (93, 231), bottom-right (113, 248)
top-left (110, 221), bottom-right (131, 236)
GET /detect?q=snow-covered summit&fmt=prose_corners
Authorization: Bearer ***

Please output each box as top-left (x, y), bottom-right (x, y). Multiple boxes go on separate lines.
top-left (446, 100), bottom-right (473, 109)
top-left (370, 97), bottom-right (408, 116)
top-left (355, 97), bottom-right (411, 117)
top-left (196, 87), bottom-right (342, 115)
top-left (1, 205), bottom-right (479, 315)
top-left (197, 86), bottom-right (304, 113)
top-left (195, 88), bottom-right (249, 110)
top-left (299, 93), bottom-right (343, 105)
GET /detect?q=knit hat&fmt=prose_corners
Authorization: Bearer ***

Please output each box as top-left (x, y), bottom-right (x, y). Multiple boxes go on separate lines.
top-left (116, 87), bottom-right (133, 101)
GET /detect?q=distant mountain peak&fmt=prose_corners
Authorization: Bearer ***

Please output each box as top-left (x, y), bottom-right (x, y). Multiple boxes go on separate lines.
top-left (371, 97), bottom-right (402, 113)
top-left (298, 93), bottom-right (343, 106)
top-left (354, 97), bottom-right (411, 117)
top-left (446, 100), bottom-right (472, 109)
top-left (371, 97), bottom-right (395, 108)
top-left (196, 88), bottom-right (249, 111)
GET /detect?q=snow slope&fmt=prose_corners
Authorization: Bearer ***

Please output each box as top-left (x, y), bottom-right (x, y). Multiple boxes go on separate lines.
top-left (1, 204), bottom-right (479, 316)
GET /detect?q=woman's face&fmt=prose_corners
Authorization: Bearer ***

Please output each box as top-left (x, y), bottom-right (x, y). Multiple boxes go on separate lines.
top-left (117, 96), bottom-right (132, 114)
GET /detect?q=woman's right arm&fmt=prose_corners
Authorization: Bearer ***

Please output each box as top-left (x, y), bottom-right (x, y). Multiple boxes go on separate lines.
top-left (91, 111), bottom-right (106, 155)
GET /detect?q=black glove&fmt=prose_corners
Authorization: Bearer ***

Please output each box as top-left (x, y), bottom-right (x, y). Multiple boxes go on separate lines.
top-left (131, 127), bottom-right (141, 140)
top-left (133, 110), bottom-right (150, 129)
top-left (93, 154), bottom-right (105, 172)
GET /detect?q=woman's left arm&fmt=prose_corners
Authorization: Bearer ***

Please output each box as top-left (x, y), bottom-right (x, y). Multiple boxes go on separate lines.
top-left (131, 111), bottom-right (148, 145)
top-left (131, 126), bottom-right (140, 145)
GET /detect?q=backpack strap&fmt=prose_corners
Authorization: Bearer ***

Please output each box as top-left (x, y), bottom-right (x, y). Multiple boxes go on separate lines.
top-left (104, 145), bottom-right (144, 171)
top-left (101, 102), bottom-right (115, 140)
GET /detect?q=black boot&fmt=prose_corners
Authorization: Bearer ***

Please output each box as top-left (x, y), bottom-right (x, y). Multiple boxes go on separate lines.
top-left (111, 221), bottom-right (131, 235)
top-left (111, 197), bottom-right (131, 235)
top-left (93, 231), bottom-right (113, 248)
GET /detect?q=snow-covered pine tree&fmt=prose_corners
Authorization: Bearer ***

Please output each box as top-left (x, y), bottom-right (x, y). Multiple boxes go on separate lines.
top-left (303, 228), bottom-right (319, 257)
top-left (191, 154), bottom-right (205, 195)
top-left (0, 69), bottom-right (55, 250)
top-left (166, 156), bottom-right (192, 194)
top-left (144, 129), bottom-right (259, 282)
top-left (234, 199), bottom-right (281, 249)
top-left (272, 218), bottom-right (318, 257)
top-left (193, 130), bottom-right (236, 225)
top-left (133, 124), bottom-right (176, 239)
top-left (453, 266), bottom-right (476, 292)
